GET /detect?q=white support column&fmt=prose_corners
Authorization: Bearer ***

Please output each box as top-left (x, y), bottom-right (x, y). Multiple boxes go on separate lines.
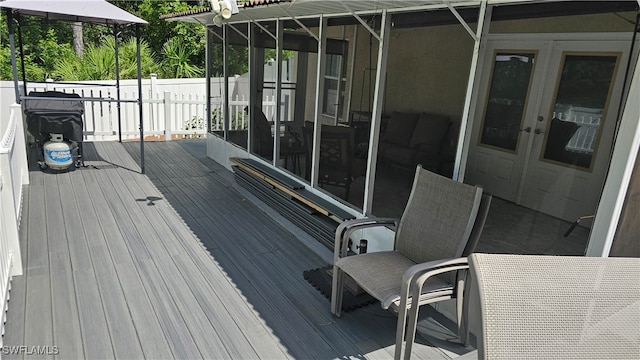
top-left (223, 24), bottom-right (230, 140)
top-left (248, 23), bottom-right (256, 154)
top-left (454, 1), bottom-right (490, 181)
top-left (586, 53), bottom-right (640, 257)
top-left (363, 10), bottom-right (390, 215)
top-left (344, 25), bottom-right (358, 127)
top-left (273, 19), bottom-right (283, 166)
top-left (164, 91), bottom-right (172, 141)
top-left (311, 15), bottom-right (328, 188)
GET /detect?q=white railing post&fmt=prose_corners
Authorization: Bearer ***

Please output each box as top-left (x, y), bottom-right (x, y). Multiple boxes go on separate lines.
top-left (13, 104), bottom-right (29, 186)
top-left (164, 91), bottom-right (172, 141)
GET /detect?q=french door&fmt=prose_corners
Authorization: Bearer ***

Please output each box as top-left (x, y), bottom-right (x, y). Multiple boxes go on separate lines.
top-left (465, 38), bottom-right (630, 223)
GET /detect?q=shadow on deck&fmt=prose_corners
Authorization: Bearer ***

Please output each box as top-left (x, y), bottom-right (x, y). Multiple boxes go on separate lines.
top-left (2, 139), bottom-right (468, 359)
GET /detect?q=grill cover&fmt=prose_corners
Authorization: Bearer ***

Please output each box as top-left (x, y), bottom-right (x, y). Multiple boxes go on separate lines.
top-left (24, 91), bottom-right (84, 143)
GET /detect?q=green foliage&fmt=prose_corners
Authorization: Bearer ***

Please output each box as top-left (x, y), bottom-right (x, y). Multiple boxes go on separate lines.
top-left (160, 38), bottom-right (203, 78)
top-left (0, 46), bottom-right (13, 80)
top-left (0, 1), bottom-right (291, 81)
top-left (52, 37), bottom-right (158, 80)
top-left (0, 11), bottom-right (76, 80)
top-left (37, 29), bottom-right (75, 79)
top-left (0, 1), bottom-right (207, 81)
top-left (133, 0), bottom-right (206, 71)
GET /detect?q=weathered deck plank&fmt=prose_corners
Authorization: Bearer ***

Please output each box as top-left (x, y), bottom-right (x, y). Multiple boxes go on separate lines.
top-left (4, 140), bottom-right (453, 360)
top-left (76, 159), bottom-right (173, 359)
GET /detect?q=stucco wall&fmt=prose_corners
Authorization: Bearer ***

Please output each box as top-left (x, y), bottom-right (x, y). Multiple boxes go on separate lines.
top-left (383, 24), bottom-right (474, 120)
top-left (322, 22), bottom-right (476, 125)
top-left (490, 11), bottom-right (637, 33)
top-left (301, 10), bottom-right (637, 125)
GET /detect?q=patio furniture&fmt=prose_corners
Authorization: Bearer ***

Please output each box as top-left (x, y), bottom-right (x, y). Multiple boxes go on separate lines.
top-left (303, 123), bottom-right (365, 200)
top-left (331, 165), bottom-right (491, 359)
top-left (378, 111), bottom-right (453, 176)
top-left (250, 105), bottom-right (274, 160)
top-left (467, 253), bottom-right (640, 360)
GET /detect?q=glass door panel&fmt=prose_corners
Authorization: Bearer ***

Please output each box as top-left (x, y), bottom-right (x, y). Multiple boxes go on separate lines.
top-left (542, 54), bottom-right (617, 170)
top-left (465, 44), bottom-right (544, 203)
top-left (480, 53), bottom-right (536, 152)
top-left (521, 47), bottom-right (623, 224)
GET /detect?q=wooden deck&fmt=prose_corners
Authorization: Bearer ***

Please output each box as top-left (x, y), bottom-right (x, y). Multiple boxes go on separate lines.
top-left (2, 139), bottom-right (469, 359)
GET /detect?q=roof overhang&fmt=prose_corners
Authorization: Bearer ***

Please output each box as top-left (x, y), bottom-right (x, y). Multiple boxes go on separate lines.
top-left (0, 0), bottom-right (147, 25)
top-left (163, 0), bottom-right (638, 28)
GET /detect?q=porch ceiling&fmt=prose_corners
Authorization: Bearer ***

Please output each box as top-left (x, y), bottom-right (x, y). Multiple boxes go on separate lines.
top-left (165, 0), bottom-right (483, 26)
top-left (164, 0), bottom-right (638, 29)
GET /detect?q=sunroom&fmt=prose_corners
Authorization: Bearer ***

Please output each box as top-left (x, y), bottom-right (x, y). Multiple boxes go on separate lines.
top-left (164, 0), bottom-right (640, 258)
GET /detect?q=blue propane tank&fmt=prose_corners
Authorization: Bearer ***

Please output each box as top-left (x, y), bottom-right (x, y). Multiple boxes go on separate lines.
top-left (43, 134), bottom-right (73, 170)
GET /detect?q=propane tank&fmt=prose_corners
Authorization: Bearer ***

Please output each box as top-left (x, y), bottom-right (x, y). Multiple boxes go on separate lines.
top-left (43, 134), bottom-right (73, 170)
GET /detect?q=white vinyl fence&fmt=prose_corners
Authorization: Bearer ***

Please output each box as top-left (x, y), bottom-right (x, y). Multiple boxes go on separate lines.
top-left (22, 76), bottom-right (211, 141)
top-left (0, 104), bottom-right (28, 340)
top-left (0, 76), bottom-right (283, 142)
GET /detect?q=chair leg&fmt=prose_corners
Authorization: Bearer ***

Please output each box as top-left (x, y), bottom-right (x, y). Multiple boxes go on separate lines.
top-left (330, 265), bottom-right (344, 317)
top-left (404, 278), bottom-right (427, 360)
top-left (458, 275), bottom-right (470, 347)
top-left (394, 281), bottom-right (412, 360)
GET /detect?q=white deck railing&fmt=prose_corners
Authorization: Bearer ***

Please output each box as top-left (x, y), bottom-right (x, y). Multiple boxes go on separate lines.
top-left (554, 106), bottom-right (602, 154)
top-left (0, 103), bottom-right (28, 338)
top-left (17, 78), bottom-right (282, 141)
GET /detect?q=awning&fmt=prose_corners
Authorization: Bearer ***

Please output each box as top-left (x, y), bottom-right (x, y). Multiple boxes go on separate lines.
top-left (162, 0), bottom-right (637, 28)
top-left (0, 0), bottom-right (147, 25)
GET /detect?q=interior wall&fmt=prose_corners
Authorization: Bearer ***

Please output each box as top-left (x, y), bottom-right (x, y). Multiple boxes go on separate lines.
top-left (383, 24), bottom-right (474, 120)
top-left (342, 10), bottom-right (637, 124)
top-left (490, 11), bottom-right (638, 33)
top-left (301, 21), bottom-right (476, 125)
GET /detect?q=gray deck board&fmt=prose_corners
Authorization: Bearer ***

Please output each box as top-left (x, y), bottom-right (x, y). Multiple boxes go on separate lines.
top-left (3, 139), bottom-right (456, 360)
top-left (70, 174), bottom-right (145, 360)
top-left (77, 165), bottom-right (172, 359)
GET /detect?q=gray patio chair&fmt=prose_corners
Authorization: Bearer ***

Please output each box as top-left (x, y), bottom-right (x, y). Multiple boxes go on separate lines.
top-left (467, 253), bottom-right (640, 360)
top-left (331, 165), bottom-right (491, 360)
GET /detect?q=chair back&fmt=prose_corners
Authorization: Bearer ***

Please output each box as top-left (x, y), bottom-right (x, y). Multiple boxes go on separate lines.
top-left (462, 193), bottom-right (492, 256)
top-left (396, 166), bottom-right (482, 264)
top-left (317, 125), bottom-right (354, 183)
top-left (469, 253), bottom-right (640, 360)
top-left (251, 105), bottom-right (273, 159)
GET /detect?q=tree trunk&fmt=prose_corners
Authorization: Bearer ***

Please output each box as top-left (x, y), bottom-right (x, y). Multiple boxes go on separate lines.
top-left (72, 22), bottom-right (84, 57)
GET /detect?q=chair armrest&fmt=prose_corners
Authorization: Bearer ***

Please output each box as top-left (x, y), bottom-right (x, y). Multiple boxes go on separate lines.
top-left (382, 257), bottom-right (469, 309)
top-left (334, 217), bottom-right (398, 264)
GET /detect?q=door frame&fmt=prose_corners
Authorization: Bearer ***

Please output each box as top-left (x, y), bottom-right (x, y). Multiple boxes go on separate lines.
top-left (459, 32), bottom-right (640, 256)
top-left (464, 40), bottom-right (551, 203)
top-left (519, 44), bottom-right (627, 222)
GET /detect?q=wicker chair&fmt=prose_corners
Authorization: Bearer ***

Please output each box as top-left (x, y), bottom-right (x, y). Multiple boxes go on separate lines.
top-left (467, 253), bottom-right (640, 360)
top-left (331, 165), bottom-right (491, 359)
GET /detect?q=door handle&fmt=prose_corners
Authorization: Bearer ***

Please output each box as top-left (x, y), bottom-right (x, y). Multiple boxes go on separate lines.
top-left (521, 126), bottom-right (531, 133)
top-left (534, 128), bottom-right (545, 135)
